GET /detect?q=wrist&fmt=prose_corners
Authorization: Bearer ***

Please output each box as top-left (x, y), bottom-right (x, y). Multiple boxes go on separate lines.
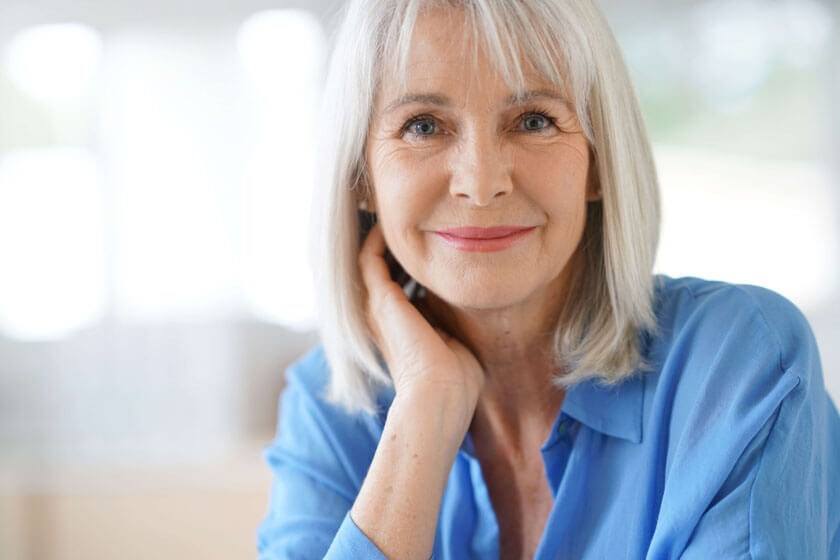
top-left (390, 384), bottom-right (475, 447)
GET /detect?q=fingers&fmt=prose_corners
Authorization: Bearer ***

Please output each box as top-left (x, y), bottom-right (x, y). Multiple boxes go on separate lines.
top-left (358, 223), bottom-right (403, 353)
top-left (358, 223), bottom-right (394, 298)
top-left (359, 223), bottom-right (410, 308)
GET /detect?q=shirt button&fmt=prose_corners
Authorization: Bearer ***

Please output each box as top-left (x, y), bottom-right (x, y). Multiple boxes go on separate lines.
top-left (556, 417), bottom-right (575, 441)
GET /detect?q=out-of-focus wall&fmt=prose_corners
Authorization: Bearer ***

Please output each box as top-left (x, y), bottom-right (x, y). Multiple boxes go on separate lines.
top-left (602, 0), bottom-right (840, 400)
top-left (0, 3), bottom-right (334, 558)
top-left (0, 0), bottom-right (837, 558)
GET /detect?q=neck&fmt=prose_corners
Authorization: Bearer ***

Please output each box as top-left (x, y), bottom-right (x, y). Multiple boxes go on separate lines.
top-left (418, 258), bottom-right (577, 457)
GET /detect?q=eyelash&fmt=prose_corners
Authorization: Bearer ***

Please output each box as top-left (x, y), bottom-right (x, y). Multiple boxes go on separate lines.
top-left (400, 106), bottom-right (560, 139)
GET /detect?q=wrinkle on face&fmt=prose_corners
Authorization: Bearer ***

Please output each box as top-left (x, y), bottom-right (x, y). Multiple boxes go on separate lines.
top-left (359, 6), bottom-right (608, 487)
top-left (363, 3), bottom-right (597, 339)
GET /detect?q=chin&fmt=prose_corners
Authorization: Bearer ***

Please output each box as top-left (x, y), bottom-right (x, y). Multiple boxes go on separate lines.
top-left (427, 275), bottom-right (534, 310)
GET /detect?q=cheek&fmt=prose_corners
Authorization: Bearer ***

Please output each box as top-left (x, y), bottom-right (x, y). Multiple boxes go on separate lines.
top-left (374, 188), bottom-right (430, 264)
top-left (375, 161), bottom-right (443, 223)
top-left (544, 199), bottom-right (587, 251)
top-left (521, 157), bottom-right (589, 227)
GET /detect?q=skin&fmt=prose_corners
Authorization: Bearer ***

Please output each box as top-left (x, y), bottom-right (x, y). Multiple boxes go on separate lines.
top-left (356, 5), bottom-right (600, 558)
top-left (365, 10), bottom-right (598, 457)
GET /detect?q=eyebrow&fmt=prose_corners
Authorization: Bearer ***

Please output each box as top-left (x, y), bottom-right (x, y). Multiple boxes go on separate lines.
top-left (382, 88), bottom-right (569, 114)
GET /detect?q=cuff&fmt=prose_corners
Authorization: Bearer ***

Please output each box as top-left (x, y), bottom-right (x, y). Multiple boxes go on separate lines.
top-left (323, 510), bottom-right (390, 559)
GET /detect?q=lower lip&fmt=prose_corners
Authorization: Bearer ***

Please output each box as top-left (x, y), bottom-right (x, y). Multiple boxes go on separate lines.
top-left (433, 227), bottom-right (537, 252)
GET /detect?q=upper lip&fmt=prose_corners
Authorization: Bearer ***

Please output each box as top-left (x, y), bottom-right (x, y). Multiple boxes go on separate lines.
top-left (436, 226), bottom-right (536, 239)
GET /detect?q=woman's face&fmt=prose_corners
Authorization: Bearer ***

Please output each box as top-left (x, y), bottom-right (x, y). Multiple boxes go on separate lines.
top-left (365, 7), bottom-right (599, 310)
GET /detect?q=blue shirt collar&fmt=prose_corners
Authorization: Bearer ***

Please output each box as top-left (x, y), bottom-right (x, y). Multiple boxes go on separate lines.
top-left (560, 371), bottom-right (645, 443)
top-left (377, 369), bottom-right (646, 446)
top-left (375, 349), bottom-right (647, 446)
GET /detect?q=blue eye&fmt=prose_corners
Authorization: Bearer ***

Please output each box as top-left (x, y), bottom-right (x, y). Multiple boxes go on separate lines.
top-left (400, 108), bottom-right (558, 140)
top-left (403, 116), bottom-right (437, 137)
top-left (522, 112), bottom-right (552, 131)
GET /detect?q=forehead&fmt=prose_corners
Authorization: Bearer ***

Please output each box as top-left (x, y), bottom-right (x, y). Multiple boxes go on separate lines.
top-left (403, 7), bottom-right (474, 70)
top-left (378, 5), bottom-right (565, 104)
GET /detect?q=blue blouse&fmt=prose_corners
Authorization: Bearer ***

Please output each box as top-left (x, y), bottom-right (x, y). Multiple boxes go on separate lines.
top-left (256, 274), bottom-right (840, 559)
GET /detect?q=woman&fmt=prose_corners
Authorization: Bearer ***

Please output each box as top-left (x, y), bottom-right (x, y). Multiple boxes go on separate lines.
top-left (258, 1), bottom-right (840, 558)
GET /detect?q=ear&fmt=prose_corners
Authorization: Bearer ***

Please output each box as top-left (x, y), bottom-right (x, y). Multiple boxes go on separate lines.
top-left (357, 170), bottom-right (378, 213)
top-left (358, 194), bottom-right (377, 214)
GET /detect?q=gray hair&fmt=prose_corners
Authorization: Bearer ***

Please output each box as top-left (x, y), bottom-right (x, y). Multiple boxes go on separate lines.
top-left (310, 0), bottom-right (661, 416)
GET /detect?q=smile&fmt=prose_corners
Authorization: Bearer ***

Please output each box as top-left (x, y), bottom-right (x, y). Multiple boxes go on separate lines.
top-left (433, 227), bottom-right (537, 252)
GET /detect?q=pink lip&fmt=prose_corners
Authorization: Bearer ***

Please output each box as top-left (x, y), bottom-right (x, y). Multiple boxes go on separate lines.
top-left (433, 226), bottom-right (537, 252)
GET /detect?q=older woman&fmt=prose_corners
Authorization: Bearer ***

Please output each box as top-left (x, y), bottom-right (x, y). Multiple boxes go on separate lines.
top-left (257, 1), bottom-right (840, 559)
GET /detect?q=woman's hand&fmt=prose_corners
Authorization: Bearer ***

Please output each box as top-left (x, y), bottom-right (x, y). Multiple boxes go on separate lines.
top-left (358, 222), bottom-right (485, 415)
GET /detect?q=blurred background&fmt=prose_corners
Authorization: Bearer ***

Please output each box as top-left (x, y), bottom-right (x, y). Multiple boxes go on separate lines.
top-left (0, 0), bottom-right (837, 557)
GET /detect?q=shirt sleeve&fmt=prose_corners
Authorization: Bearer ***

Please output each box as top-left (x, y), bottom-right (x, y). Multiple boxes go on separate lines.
top-left (256, 351), bottom-right (390, 559)
top-left (677, 287), bottom-right (840, 559)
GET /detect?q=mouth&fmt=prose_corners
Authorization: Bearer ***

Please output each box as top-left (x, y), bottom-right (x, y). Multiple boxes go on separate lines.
top-left (433, 226), bottom-right (537, 253)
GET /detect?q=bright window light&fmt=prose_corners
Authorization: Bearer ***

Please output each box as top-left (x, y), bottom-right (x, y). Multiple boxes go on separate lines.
top-left (237, 10), bottom-right (325, 330)
top-left (653, 144), bottom-right (839, 312)
top-left (3, 23), bottom-right (103, 105)
top-left (237, 9), bottom-right (324, 100)
top-left (0, 148), bottom-right (106, 340)
top-left (100, 32), bottom-right (238, 322)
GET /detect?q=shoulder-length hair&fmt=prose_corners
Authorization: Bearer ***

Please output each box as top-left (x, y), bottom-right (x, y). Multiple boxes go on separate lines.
top-left (309, 0), bottom-right (661, 416)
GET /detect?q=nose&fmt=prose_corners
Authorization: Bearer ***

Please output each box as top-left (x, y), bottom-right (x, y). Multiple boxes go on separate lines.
top-left (448, 129), bottom-right (513, 206)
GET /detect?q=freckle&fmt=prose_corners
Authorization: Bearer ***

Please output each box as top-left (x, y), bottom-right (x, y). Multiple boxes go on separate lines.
top-left (412, 453), bottom-right (418, 459)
